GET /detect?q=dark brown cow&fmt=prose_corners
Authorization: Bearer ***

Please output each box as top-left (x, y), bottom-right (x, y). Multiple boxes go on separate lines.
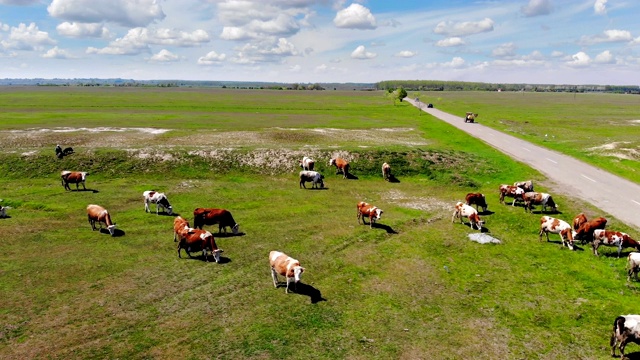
top-left (499, 185), bottom-right (524, 206)
top-left (177, 228), bottom-right (223, 262)
top-left (357, 201), bottom-right (383, 228)
top-left (523, 192), bottom-right (557, 213)
top-left (465, 193), bottom-right (488, 212)
top-left (193, 208), bottom-right (239, 234)
top-left (61, 170), bottom-right (88, 191)
top-left (329, 157), bottom-right (350, 179)
top-left (573, 216), bottom-right (607, 245)
top-left (592, 229), bottom-right (640, 257)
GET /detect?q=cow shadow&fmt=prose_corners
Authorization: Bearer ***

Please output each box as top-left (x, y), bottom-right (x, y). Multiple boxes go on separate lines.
top-left (99, 228), bottom-right (125, 237)
top-left (529, 208), bottom-right (561, 215)
top-left (386, 174), bottom-right (400, 183)
top-left (371, 222), bottom-right (398, 234)
top-left (71, 188), bottom-right (99, 193)
top-left (345, 173), bottom-right (359, 180)
top-left (0, 215), bottom-right (11, 219)
top-left (275, 282), bottom-right (326, 304)
top-left (478, 210), bottom-right (494, 216)
top-left (307, 187), bottom-right (329, 190)
top-left (186, 254), bottom-right (232, 264)
top-left (216, 232), bottom-right (246, 238)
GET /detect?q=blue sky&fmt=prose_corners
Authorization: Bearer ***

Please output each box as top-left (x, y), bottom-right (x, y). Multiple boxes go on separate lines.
top-left (1, 0), bottom-right (639, 85)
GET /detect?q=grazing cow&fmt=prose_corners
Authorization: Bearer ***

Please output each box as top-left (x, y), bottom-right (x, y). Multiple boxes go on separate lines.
top-left (193, 208), bottom-right (239, 235)
top-left (539, 216), bottom-right (574, 250)
top-left (87, 204), bottom-right (116, 236)
top-left (514, 180), bottom-right (534, 192)
top-left (452, 201), bottom-right (484, 230)
top-left (382, 162), bottom-right (391, 181)
top-left (592, 229), bottom-right (640, 257)
top-left (573, 216), bottom-right (607, 245)
top-left (173, 216), bottom-right (190, 242)
top-left (299, 170), bottom-right (324, 189)
top-left (143, 190), bottom-right (173, 215)
top-left (572, 213), bottom-right (588, 231)
top-left (329, 157), bottom-right (350, 179)
top-left (499, 185), bottom-right (525, 206)
top-left (628, 252), bottom-right (640, 282)
top-left (465, 193), bottom-right (488, 213)
top-left (357, 201), bottom-right (383, 228)
top-left (299, 156), bottom-right (315, 171)
top-left (523, 192), bottom-right (558, 213)
top-left (611, 314), bottom-right (640, 358)
top-left (269, 250), bottom-right (304, 294)
top-left (177, 228), bottom-right (222, 262)
top-left (61, 171), bottom-right (88, 191)
top-left (63, 147), bottom-right (74, 155)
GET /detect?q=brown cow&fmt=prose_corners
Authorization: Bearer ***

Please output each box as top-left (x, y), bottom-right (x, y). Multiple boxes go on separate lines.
top-left (61, 171), bottom-right (88, 191)
top-left (173, 216), bottom-right (190, 242)
top-left (592, 229), bottom-right (640, 257)
top-left (572, 213), bottom-right (588, 231)
top-left (329, 157), bottom-right (350, 179)
top-left (465, 193), bottom-right (488, 212)
top-left (523, 192), bottom-right (557, 213)
top-left (87, 204), bottom-right (116, 236)
top-left (193, 208), bottom-right (239, 234)
top-left (357, 201), bottom-right (383, 228)
top-left (499, 185), bottom-right (524, 206)
top-left (177, 228), bottom-right (223, 262)
top-left (269, 250), bottom-right (305, 293)
top-left (573, 216), bottom-right (607, 245)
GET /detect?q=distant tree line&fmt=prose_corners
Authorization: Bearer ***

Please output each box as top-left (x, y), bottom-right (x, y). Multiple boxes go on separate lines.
top-left (376, 80), bottom-right (640, 94)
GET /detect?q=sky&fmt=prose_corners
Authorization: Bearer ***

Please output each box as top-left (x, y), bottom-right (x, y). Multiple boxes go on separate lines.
top-left (1, 0), bottom-right (639, 85)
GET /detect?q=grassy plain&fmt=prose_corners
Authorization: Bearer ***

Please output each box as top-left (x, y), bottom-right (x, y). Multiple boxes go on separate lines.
top-left (1, 87), bottom-right (640, 359)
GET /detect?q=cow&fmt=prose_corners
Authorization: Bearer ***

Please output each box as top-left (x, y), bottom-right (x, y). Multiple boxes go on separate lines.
top-left (61, 171), bottom-right (88, 191)
top-left (539, 216), bottom-right (574, 250)
top-left (299, 170), bottom-right (324, 189)
top-left (329, 157), bottom-right (350, 179)
top-left (177, 228), bottom-right (222, 263)
top-left (452, 202), bottom-right (484, 231)
top-left (357, 201), bottom-right (383, 228)
top-left (592, 229), bottom-right (640, 257)
top-left (572, 213), bottom-right (588, 232)
top-left (611, 314), bottom-right (640, 358)
top-left (499, 185), bottom-right (524, 206)
top-left (269, 250), bottom-right (305, 294)
top-left (55, 144), bottom-right (63, 158)
top-left (465, 193), bottom-right (488, 213)
top-left (63, 147), bottom-right (74, 155)
top-left (173, 216), bottom-right (190, 242)
top-left (299, 156), bottom-right (315, 171)
top-left (573, 216), bottom-right (607, 245)
top-left (143, 190), bottom-right (173, 215)
top-left (87, 204), bottom-right (116, 236)
top-left (514, 180), bottom-right (534, 192)
top-left (193, 208), bottom-right (239, 235)
top-left (382, 162), bottom-right (391, 181)
top-left (0, 206), bottom-right (7, 218)
top-left (628, 253), bottom-right (640, 282)
top-left (523, 192), bottom-right (558, 213)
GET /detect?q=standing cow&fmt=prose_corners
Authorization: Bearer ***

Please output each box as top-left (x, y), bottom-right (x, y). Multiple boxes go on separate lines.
top-left (143, 190), bottom-right (173, 215)
top-left (523, 192), bottom-right (558, 213)
top-left (356, 201), bottom-right (383, 228)
top-left (193, 208), bottom-right (240, 235)
top-left (173, 216), bottom-right (190, 242)
top-left (329, 157), bottom-right (350, 179)
top-left (539, 216), bottom-right (574, 250)
top-left (465, 193), bottom-right (488, 213)
top-left (573, 216), bottom-right (607, 245)
top-left (177, 228), bottom-right (223, 263)
top-left (628, 252), bottom-right (640, 282)
top-left (611, 315), bottom-right (640, 358)
top-left (87, 204), bottom-right (116, 236)
top-left (514, 180), bottom-right (534, 192)
top-left (499, 185), bottom-right (525, 206)
top-left (61, 171), bottom-right (88, 191)
top-left (299, 156), bottom-right (315, 171)
top-left (452, 202), bottom-right (484, 230)
top-left (382, 162), bottom-right (391, 181)
top-left (299, 170), bottom-right (324, 189)
top-left (269, 250), bottom-right (305, 294)
top-left (592, 229), bottom-right (640, 257)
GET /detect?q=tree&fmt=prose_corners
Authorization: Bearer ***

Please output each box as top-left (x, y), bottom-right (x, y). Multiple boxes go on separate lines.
top-left (397, 87), bottom-right (407, 102)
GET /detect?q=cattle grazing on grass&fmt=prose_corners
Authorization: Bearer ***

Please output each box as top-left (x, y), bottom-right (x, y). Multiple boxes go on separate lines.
top-left (87, 204), bottom-right (116, 236)
top-left (611, 314), bottom-right (640, 358)
top-left (357, 201), bottom-right (383, 228)
top-left (143, 190), bottom-right (173, 215)
top-left (193, 208), bottom-right (239, 235)
top-left (173, 216), bottom-right (190, 242)
top-left (63, 147), bottom-right (74, 155)
top-left (55, 144), bottom-right (63, 158)
top-left (628, 253), bottom-right (640, 282)
top-left (573, 216), bottom-right (607, 245)
top-left (382, 162), bottom-right (391, 181)
top-left (269, 250), bottom-right (304, 294)
top-left (61, 171), bottom-right (88, 191)
top-left (499, 185), bottom-right (524, 206)
top-left (523, 192), bottom-right (558, 213)
top-left (177, 228), bottom-right (222, 262)
top-left (299, 170), bottom-right (324, 189)
top-left (452, 202), bottom-right (484, 231)
top-left (299, 156), bottom-right (315, 171)
top-left (592, 229), bottom-right (639, 257)
top-left (329, 157), bottom-right (350, 179)
top-left (539, 216), bottom-right (574, 250)
top-left (465, 193), bottom-right (488, 213)
top-left (514, 180), bottom-right (534, 192)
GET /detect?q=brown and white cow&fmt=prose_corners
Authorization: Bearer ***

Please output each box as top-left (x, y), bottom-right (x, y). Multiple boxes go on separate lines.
top-left (329, 157), bottom-right (350, 179)
top-left (87, 204), bottom-right (116, 236)
top-left (299, 156), bottom-right (315, 171)
top-left (173, 216), bottom-right (190, 242)
top-left (539, 216), bottom-right (574, 250)
top-left (499, 185), bottom-right (525, 206)
top-left (299, 170), bottom-right (324, 189)
top-left (523, 192), bottom-right (558, 213)
top-left (592, 229), bottom-right (640, 257)
top-left (514, 180), bottom-right (534, 192)
top-left (573, 216), bottom-right (607, 245)
top-left (193, 208), bottom-right (239, 235)
top-left (61, 171), bottom-right (88, 191)
top-left (382, 162), bottom-right (391, 181)
top-left (143, 190), bottom-right (173, 215)
top-left (177, 228), bottom-right (223, 262)
top-left (452, 201), bottom-right (484, 230)
top-left (357, 201), bottom-right (383, 228)
top-left (628, 252), bottom-right (640, 282)
top-left (611, 314), bottom-right (640, 358)
top-left (269, 250), bottom-right (305, 293)
top-left (465, 193), bottom-right (488, 213)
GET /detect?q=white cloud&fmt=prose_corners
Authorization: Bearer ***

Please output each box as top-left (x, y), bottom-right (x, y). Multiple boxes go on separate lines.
top-left (433, 18), bottom-right (494, 37)
top-left (567, 51), bottom-right (591, 67)
top-left (149, 49), bottom-right (181, 62)
top-left (42, 46), bottom-right (73, 59)
top-left (289, 64), bottom-right (301, 72)
top-left (492, 43), bottom-right (517, 58)
top-left (521, 0), bottom-right (552, 17)
top-left (551, 50), bottom-right (564, 57)
top-left (443, 57), bottom-right (465, 68)
top-left (350, 45), bottom-right (376, 59)
top-left (47, 0), bottom-right (165, 27)
top-left (579, 29), bottom-right (633, 45)
top-left (1, 23), bottom-right (55, 51)
top-left (314, 64), bottom-right (326, 72)
top-left (57, 22), bottom-right (110, 38)
top-left (395, 50), bottom-right (416, 58)
top-left (594, 50), bottom-right (614, 64)
top-left (334, 4), bottom-right (377, 30)
top-left (197, 50), bottom-right (226, 65)
top-left (435, 37), bottom-right (465, 47)
top-left (594, 0), bottom-right (607, 15)
top-left (86, 27), bottom-right (210, 56)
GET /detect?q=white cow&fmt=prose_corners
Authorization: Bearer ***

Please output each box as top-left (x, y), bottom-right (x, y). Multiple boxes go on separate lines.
top-left (539, 216), bottom-right (574, 250)
top-left (143, 190), bottom-right (173, 215)
top-left (299, 156), bottom-right (315, 171)
top-left (299, 170), bottom-right (324, 189)
top-left (452, 202), bottom-right (484, 230)
top-left (628, 252), bottom-right (640, 282)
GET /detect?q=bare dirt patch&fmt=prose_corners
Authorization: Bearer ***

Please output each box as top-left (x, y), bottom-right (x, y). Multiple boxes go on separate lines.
top-left (587, 141), bottom-right (640, 160)
top-left (383, 189), bottom-right (450, 212)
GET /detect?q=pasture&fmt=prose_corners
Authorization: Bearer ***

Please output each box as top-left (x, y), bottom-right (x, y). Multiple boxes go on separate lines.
top-left (1, 87), bottom-right (640, 359)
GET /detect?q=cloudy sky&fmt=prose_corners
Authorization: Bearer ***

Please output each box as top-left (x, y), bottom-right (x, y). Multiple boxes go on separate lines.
top-left (1, 0), bottom-right (639, 85)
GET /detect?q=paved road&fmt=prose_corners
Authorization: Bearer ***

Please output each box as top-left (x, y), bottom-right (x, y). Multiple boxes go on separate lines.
top-left (405, 98), bottom-right (640, 231)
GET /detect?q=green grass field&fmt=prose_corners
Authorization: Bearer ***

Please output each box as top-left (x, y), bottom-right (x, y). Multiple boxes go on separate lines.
top-left (1, 88), bottom-right (640, 359)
